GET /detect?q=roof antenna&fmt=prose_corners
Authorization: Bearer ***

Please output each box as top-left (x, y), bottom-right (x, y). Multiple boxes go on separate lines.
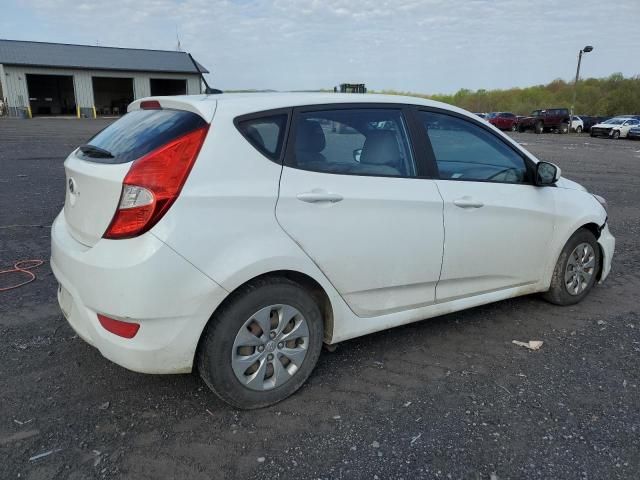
top-left (175, 26), bottom-right (182, 51)
top-left (188, 52), bottom-right (222, 94)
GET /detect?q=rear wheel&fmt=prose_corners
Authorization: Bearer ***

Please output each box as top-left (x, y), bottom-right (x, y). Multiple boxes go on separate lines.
top-left (197, 277), bottom-right (324, 409)
top-left (535, 121), bottom-right (544, 134)
top-left (543, 229), bottom-right (600, 306)
top-left (511, 123), bottom-right (517, 132)
top-left (559, 122), bottom-right (569, 134)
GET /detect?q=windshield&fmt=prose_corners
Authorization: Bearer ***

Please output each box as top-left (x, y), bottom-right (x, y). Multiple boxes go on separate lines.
top-left (485, 112), bottom-right (497, 118)
top-left (604, 118), bottom-right (626, 125)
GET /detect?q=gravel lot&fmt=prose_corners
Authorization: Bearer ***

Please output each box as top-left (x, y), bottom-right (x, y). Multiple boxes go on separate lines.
top-left (1, 118), bottom-right (639, 480)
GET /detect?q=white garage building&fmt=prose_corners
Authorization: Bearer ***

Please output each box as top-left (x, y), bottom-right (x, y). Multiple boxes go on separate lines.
top-left (0, 39), bottom-right (208, 118)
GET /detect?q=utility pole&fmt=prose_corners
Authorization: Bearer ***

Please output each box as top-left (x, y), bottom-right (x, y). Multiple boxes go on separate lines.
top-left (571, 45), bottom-right (593, 127)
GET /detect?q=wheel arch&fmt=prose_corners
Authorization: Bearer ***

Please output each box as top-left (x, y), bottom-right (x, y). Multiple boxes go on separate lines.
top-left (546, 221), bottom-right (605, 287)
top-left (199, 270), bottom-right (336, 352)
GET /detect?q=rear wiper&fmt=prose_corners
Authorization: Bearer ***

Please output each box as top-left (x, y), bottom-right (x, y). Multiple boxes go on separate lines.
top-left (79, 144), bottom-right (114, 158)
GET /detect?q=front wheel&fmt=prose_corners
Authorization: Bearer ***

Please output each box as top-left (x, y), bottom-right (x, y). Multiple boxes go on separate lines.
top-left (511, 123), bottom-right (517, 132)
top-left (559, 123), bottom-right (569, 134)
top-left (197, 277), bottom-right (324, 409)
top-left (576, 126), bottom-right (583, 134)
top-left (543, 229), bottom-right (600, 306)
top-left (612, 130), bottom-right (621, 139)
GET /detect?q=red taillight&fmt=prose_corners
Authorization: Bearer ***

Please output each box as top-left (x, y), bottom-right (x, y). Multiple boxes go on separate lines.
top-left (103, 126), bottom-right (208, 239)
top-left (97, 314), bottom-right (140, 338)
top-left (140, 100), bottom-right (162, 110)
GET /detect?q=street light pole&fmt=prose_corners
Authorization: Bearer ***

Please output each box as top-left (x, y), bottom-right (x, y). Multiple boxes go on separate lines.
top-left (571, 45), bottom-right (593, 129)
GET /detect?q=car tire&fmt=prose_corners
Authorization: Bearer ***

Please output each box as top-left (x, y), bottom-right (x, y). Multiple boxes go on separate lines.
top-left (535, 121), bottom-right (544, 134)
top-left (576, 126), bottom-right (583, 134)
top-left (612, 130), bottom-right (620, 139)
top-left (542, 229), bottom-right (601, 306)
top-left (197, 276), bottom-right (324, 409)
top-left (518, 125), bottom-right (526, 133)
top-left (511, 123), bottom-right (517, 132)
top-left (559, 123), bottom-right (569, 134)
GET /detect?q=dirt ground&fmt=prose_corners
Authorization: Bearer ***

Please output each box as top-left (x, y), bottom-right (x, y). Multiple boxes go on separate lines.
top-left (1, 118), bottom-right (639, 480)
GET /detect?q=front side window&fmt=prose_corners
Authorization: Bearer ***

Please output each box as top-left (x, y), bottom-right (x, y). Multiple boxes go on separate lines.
top-left (419, 111), bottom-right (528, 184)
top-left (290, 108), bottom-right (416, 177)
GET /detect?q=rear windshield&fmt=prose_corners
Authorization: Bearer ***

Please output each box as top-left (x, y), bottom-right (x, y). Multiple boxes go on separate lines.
top-left (78, 109), bottom-right (207, 164)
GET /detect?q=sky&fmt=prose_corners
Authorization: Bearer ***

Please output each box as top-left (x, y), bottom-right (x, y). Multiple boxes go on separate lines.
top-left (1, 0), bottom-right (639, 94)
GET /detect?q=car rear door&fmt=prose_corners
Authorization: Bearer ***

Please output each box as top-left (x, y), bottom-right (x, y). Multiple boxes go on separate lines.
top-left (276, 104), bottom-right (444, 317)
top-left (414, 109), bottom-right (556, 302)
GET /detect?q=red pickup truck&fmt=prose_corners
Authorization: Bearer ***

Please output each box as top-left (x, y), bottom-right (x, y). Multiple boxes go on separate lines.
top-left (517, 108), bottom-right (571, 134)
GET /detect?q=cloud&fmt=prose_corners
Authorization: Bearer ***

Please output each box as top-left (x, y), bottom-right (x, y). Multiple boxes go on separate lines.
top-left (5, 0), bottom-right (640, 93)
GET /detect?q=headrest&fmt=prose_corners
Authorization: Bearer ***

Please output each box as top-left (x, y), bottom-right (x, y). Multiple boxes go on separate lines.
top-left (360, 130), bottom-right (401, 165)
top-left (245, 125), bottom-right (266, 151)
top-left (296, 120), bottom-right (326, 153)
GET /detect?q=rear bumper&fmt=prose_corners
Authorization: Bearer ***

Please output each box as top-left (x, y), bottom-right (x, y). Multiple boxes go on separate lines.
top-left (50, 212), bottom-right (228, 374)
top-left (598, 222), bottom-right (615, 283)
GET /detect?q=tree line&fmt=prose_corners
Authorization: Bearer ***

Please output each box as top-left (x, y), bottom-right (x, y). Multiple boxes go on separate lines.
top-left (377, 73), bottom-right (640, 116)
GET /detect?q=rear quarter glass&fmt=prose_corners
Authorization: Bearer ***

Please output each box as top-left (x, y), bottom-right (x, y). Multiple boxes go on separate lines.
top-left (78, 109), bottom-right (207, 164)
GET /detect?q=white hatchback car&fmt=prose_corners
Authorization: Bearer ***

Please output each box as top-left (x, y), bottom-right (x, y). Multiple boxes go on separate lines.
top-left (51, 93), bottom-right (615, 408)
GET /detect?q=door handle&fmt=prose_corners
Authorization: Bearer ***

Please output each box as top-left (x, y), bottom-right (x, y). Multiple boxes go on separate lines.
top-left (453, 197), bottom-right (484, 209)
top-left (297, 191), bottom-right (344, 203)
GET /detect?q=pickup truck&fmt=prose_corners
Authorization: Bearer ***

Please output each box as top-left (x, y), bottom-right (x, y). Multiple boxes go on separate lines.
top-left (517, 108), bottom-right (571, 134)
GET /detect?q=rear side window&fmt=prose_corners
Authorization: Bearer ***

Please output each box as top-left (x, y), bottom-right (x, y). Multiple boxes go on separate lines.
top-left (288, 108), bottom-right (416, 178)
top-left (236, 114), bottom-right (288, 161)
top-left (78, 109), bottom-right (207, 164)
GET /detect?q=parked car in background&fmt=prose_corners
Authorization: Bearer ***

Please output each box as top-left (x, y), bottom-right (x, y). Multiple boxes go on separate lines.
top-left (590, 116), bottom-right (640, 139)
top-left (577, 115), bottom-right (600, 133)
top-left (517, 108), bottom-right (571, 134)
top-left (571, 116), bottom-right (584, 133)
top-left (473, 112), bottom-right (486, 119)
top-left (51, 93), bottom-right (615, 409)
top-left (628, 125), bottom-right (640, 140)
top-left (486, 112), bottom-right (518, 131)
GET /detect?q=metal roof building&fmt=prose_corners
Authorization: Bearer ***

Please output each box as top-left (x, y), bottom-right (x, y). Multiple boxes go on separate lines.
top-left (0, 39), bottom-right (208, 118)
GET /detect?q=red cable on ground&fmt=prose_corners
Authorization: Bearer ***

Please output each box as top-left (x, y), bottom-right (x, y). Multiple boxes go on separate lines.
top-left (0, 260), bottom-right (45, 292)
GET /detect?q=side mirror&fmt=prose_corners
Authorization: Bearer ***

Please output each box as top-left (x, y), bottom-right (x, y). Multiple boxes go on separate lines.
top-left (536, 161), bottom-right (561, 186)
top-left (353, 148), bottom-right (362, 163)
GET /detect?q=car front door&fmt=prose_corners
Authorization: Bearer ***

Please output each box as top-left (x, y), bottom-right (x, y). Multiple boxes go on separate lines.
top-left (276, 105), bottom-right (444, 317)
top-left (622, 119), bottom-right (639, 136)
top-left (415, 109), bottom-right (556, 302)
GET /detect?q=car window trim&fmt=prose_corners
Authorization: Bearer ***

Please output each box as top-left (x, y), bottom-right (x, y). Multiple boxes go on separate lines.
top-left (283, 103), bottom-right (424, 180)
top-left (233, 107), bottom-right (293, 165)
top-left (413, 106), bottom-right (537, 185)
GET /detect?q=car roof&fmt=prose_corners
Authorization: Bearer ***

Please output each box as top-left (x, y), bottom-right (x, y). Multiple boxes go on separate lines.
top-left (127, 91), bottom-right (538, 164)
top-left (129, 92), bottom-right (477, 122)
